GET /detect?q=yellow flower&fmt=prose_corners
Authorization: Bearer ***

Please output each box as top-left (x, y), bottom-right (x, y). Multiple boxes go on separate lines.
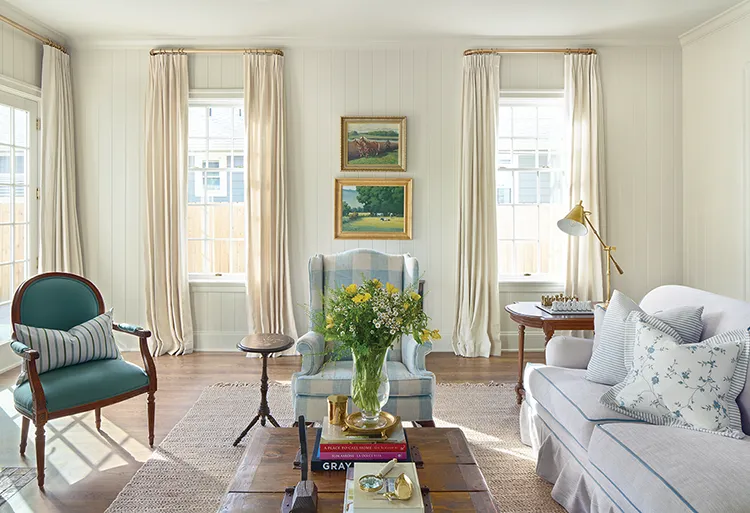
top-left (431, 330), bottom-right (441, 340)
top-left (362, 292), bottom-right (372, 302)
top-left (421, 329), bottom-right (432, 341)
top-left (352, 294), bottom-right (365, 304)
top-left (386, 283), bottom-right (398, 294)
top-left (371, 279), bottom-right (382, 288)
top-left (344, 283), bottom-right (358, 295)
top-left (410, 291), bottom-right (421, 301)
top-left (325, 314), bottom-right (334, 329)
top-left (403, 303), bottom-right (410, 311)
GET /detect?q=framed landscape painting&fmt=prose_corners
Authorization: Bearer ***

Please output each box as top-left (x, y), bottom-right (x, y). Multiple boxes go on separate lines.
top-left (335, 178), bottom-right (413, 240)
top-left (341, 116), bottom-right (406, 171)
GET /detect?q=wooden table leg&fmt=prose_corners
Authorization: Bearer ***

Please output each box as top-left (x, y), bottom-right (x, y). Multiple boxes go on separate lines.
top-left (543, 325), bottom-right (555, 365)
top-left (515, 325), bottom-right (525, 404)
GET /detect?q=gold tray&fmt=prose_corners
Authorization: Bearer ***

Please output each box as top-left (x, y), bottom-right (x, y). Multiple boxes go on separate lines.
top-left (342, 411), bottom-right (400, 438)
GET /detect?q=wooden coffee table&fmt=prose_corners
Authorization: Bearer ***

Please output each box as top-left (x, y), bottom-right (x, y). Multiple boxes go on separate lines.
top-left (219, 427), bottom-right (497, 512)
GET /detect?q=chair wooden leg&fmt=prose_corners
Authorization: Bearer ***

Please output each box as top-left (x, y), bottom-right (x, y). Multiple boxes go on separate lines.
top-left (95, 408), bottom-right (102, 430)
top-left (35, 422), bottom-right (45, 489)
top-left (147, 391), bottom-right (155, 447)
top-left (20, 417), bottom-right (30, 455)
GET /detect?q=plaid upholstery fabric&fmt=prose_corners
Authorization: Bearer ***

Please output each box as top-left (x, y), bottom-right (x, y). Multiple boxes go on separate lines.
top-left (293, 361), bottom-right (435, 397)
top-left (293, 391), bottom-right (434, 424)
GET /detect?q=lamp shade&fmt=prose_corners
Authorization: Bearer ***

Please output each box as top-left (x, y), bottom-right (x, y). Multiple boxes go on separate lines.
top-left (557, 201), bottom-right (588, 236)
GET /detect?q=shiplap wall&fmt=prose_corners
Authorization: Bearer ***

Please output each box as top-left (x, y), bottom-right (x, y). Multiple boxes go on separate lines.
top-left (71, 43), bottom-right (683, 353)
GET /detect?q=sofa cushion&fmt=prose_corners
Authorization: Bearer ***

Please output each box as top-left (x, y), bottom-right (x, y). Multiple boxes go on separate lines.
top-left (292, 361), bottom-right (433, 397)
top-left (527, 366), bottom-right (642, 449)
top-left (14, 359), bottom-right (149, 416)
top-left (589, 423), bottom-right (750, 513)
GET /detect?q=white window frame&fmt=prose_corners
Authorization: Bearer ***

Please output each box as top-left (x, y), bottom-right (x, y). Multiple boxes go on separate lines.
top-left (0, 89), bottom-right (39, 336)
top-left (187, 96), bottom-right (245, 282)
top-left (496, 92), bottom-right (567, 285)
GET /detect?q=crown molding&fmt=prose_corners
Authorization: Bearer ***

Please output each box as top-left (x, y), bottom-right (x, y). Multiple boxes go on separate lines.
top-left (0, 0), bottom-right (69, 46)
top-left (680, 0), bottom-right (750, 47)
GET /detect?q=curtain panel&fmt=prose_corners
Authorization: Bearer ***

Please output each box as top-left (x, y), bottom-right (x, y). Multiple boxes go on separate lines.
top-left (40, 46), bottom-right (84, 274)
top-left (244, 53), bottom-right (298, 353)
top-left (452, 54), bottom-right (501, 358)
top-left (144, 54), bottom-right (194, 356)
top-left (564, 53), bottom-right (606, 303)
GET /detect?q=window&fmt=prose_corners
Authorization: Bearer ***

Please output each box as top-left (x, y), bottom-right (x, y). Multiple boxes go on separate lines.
top-left (187, 101), bottom-right (245, 278)
top-left (496, 96), bottom-right (567, 280)
top-left (0, 92), bottom-right (37, 338)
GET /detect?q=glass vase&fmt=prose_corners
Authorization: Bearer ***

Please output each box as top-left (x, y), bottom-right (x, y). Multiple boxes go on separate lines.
top-left (350, 348), bottom-right (390, 428)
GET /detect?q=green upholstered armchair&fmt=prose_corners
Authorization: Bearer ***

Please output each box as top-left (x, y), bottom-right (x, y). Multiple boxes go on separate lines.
top-left (10, 272), bottom-right (157, 488)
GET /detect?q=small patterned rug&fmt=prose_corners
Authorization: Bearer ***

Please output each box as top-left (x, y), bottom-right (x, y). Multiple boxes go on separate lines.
top-left (105, 382), bottom-right (561, 513)
top-left (0, 467), bottom-right (36, 506)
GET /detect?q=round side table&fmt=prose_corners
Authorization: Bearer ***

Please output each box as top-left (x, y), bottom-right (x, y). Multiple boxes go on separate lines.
top-left (233, 333), bottom-right (295, 446)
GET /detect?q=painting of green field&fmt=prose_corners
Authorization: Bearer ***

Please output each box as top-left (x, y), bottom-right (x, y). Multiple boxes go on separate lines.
top-left (342, 215), bottom-right (405, 232)
top-left (340, 185), bottom-right (405, 233)
top-left (342, 117), bottom-right (405, 171)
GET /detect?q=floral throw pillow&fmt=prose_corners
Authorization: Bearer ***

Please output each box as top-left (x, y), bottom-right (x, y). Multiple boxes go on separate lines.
top-left (600, 312), bottom-right (750, 438)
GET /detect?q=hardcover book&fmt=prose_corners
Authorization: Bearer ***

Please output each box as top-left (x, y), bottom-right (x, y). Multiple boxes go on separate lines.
top-left (311, 429), bottom-right (412, 472)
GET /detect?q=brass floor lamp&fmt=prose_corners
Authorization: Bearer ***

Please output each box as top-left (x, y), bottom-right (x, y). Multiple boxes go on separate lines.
top-left (557, 201), bottom-right (623, 305)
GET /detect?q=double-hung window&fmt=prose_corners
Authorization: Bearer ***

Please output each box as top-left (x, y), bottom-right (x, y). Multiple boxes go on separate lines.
top-left (496, 96), bottom-right (568, 281)
top-left (187, 101), bottom-right (246, 279)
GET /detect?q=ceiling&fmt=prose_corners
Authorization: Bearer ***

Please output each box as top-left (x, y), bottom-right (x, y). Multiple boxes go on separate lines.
top-left (5, 0), bottom-right (742, 44)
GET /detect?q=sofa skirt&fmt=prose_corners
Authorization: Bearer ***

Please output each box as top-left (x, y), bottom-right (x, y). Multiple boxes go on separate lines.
top-left (521, 400), bottom-right (635, 513)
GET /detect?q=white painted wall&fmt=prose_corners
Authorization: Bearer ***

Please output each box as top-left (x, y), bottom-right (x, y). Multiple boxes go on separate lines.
top-left (71, 42), bottom-right (683, 354)
top-left (681, 3), bottom-right (750, 300)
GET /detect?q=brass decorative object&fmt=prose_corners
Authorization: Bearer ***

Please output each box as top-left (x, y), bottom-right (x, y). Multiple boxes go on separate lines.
top-left (327, 395), bottom-right (348, 426)
top-left (343, 411), bottom-right (400, 437)
top-left (557, 201), bottom-right (624, 306)
top-left (357, 458), bottom-right (398, 493)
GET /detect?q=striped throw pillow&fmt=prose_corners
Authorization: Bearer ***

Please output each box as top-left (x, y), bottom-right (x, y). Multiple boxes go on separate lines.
top-left (14, 310), bottom-right (121, 385)
top-left (585, 290), bottom-right (704, 385)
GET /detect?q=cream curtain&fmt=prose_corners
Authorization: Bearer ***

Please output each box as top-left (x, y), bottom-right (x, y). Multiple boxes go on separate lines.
top-left (144, 54), bottom-right (194, 356)
top-left (244, 53), bottom-right (298, 353)
top-left (40, 46), bottom-right (83, 273)
top-left (564, 53), bottom-right (606, 302)
top-left (452, 54), bottom-right (501, 358)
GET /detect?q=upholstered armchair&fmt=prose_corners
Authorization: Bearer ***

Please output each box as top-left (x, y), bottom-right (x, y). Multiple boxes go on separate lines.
top-left (10, 273), bottom-right (156, 488)
top-left (291, 249), bottom-right (435, 425)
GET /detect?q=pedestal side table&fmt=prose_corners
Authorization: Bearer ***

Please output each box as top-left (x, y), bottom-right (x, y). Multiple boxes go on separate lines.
top-left (233, 333), bottom-right (295, 446)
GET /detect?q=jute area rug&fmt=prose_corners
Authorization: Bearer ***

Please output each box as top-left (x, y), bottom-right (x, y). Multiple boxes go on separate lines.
top-left (106, 382), bottom-right (562, 513)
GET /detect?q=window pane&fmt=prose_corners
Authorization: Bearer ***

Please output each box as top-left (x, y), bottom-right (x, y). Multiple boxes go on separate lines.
top-left (208, 106), bottom-right (233, 138)
top-left (0, 147), bottom-right (10, 183)
top-left (208, 205), bottom-right (230, 238)
top-left (233, 107), bottom-right (244, 137)
top-left (513, 139), bottom-right (536, 152)
top-left (189, 107), bottom-right (207, 138)
top-left (0, 105), bottom-right (10, 145)
top-left (516, 153), bottom-right (536, 169)
top-left (516, 171), bottom-right (537, 204)
top-left (496, 171), bottom-right (513, 204)
top-left (498, 107), bottom-right (512, 137)
top-left (232, 241), bottom-right (245, 273)
top-left (515, 241), bottom-right (539, 274)
top-left (512, 107), bottom-right (536, 137)
top-left (0, 225), bottom-right (10, 263)
top-left (13, 261), bottom-right (24, 290)
top-left (0, 264), bottom-right (10, 302)
top-left (14, 109), bottom-right (28, 147)
top-left (539, 172), bottom-right (552, 203)
top-left (496, 206), bottom-right (513, 239)
top-left (212, 240), bottom-right (230, 273)
top-left (15, 148), bottom-right (26, 185)
top-left (232, 202), bottom-right (245, 238)
top-left (514, 205), bottom-right (538, 240)
top-left (187, 204), bottom-right (207, 239)
top-left (187, 240), bottom-right (207, 273)
top-left (14, 224), bottom-right (24, 261)
top-left (14, 187), bottom-right (25, 223)
top-left (498, 241), bottom-right (514, 275)
top-left (231, 171), bottom-right (245, 203)
top-left (188, 137), bottom-right (208, 152)
top-left (0, 186), bottom-right (10, 222)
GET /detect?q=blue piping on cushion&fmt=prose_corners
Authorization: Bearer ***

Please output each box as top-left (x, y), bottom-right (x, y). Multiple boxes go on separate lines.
top-left (596, 426), bottom-right (698, 513)
top-left (535, 414), bottom-right (626, 513)
top-left (535, 368), bottom-right (645, 423)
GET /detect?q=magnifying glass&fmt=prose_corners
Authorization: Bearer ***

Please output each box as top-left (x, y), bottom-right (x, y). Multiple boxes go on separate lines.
top-left (357, 458), bottom-right (398, 493)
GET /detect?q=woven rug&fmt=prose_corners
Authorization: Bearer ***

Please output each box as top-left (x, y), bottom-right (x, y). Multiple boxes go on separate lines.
top-left (0, 467), bottom-right (36, 506)
top-left (106, 382), bottom-right (561, 513)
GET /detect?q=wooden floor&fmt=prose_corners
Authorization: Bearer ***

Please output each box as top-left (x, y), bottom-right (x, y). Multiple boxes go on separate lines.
top-left (0, 351), bottom-right (544, 513)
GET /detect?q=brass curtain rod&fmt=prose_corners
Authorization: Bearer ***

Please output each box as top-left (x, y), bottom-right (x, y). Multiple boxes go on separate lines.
top-left (464, 48), bottom-right (596, 56)
top-left (0, 14), bottom-right (67, 54)
top-left (150, 48), bottom-right (283, 56)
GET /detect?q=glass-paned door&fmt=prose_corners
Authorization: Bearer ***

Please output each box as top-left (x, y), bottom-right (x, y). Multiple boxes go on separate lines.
top-left (0, 91), bottom-right (38, 341)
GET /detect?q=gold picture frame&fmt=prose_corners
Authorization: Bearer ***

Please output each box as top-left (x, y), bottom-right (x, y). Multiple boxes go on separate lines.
top-left (335, 178), bottom-right (413, 240)
top-left (340, 116), bottom-right (406, 171)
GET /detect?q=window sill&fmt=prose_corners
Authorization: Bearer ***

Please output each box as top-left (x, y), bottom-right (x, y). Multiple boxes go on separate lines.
top-left (498, 277), bottom-right (564, 293)
top-left (189, 279), bottom-right (246, 294)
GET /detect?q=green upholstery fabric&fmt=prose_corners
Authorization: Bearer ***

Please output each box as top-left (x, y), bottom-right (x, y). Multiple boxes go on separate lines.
top-left (17, 275), bottom-right (101, 331)
top-left (13, 359), bottom-right (149, 417)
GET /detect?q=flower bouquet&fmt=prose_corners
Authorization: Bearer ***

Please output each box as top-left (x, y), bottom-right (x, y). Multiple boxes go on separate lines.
top-left (311, 278), bottom-right (439, 427)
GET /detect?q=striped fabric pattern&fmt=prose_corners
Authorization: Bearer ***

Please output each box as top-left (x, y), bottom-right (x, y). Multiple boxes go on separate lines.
top-left (14, 310), bottom-right (121, 384)
top-left (586, 290), bottom-right (704, 385)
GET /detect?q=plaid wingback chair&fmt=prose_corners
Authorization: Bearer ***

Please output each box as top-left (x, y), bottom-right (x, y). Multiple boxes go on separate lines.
top-left (291, 249), bottom-right (435, 425)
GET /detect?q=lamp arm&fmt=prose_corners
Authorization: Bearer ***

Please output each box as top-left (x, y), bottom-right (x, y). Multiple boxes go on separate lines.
top-left (583, 213), bottom-right (624, 275)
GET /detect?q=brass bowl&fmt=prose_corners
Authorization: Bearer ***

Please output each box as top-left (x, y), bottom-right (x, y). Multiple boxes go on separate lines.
top-left (343, 411), bottom-right (400, 437)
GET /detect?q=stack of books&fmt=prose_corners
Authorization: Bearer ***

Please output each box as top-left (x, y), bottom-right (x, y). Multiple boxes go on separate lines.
top-left (311, 418), bottom-right (410, 472)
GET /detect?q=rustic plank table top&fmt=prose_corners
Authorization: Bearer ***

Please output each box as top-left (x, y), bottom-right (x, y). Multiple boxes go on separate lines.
top-left (219, 427), bottom-right (498, 512)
